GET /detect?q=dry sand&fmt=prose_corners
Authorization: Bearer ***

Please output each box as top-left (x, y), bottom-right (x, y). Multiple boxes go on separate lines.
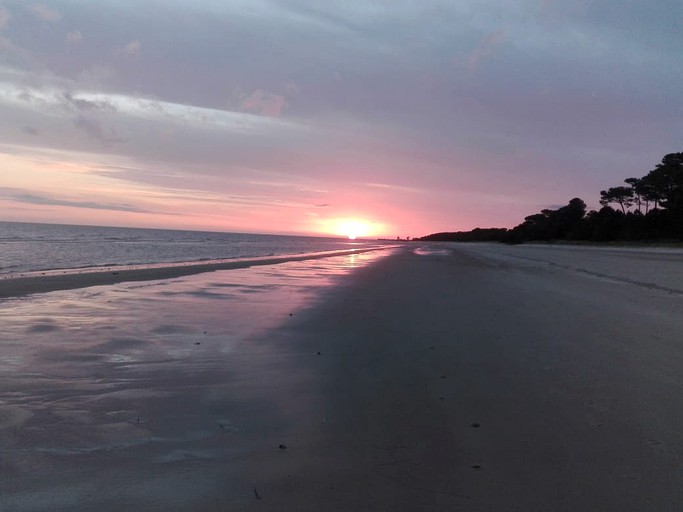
top-left (2, 243), bottom-right (683, 511)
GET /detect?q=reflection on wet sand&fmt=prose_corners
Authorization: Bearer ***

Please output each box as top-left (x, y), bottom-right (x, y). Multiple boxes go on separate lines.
top-left (0, 250), bottom-right (392, 511)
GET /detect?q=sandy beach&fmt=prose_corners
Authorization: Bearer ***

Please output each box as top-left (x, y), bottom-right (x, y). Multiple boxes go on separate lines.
top-left (2, 243), bottom-right (683, 511)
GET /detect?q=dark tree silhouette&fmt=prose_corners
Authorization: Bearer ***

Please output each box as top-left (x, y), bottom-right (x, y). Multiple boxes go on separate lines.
top-left (599, 186), bottom-right (634, 213)
top-left (418, 151), bottom-right (683, 244)
top-left (646, 153), bottom-right (683, 211)
top-left (625, 178), bottom-right (644, 214)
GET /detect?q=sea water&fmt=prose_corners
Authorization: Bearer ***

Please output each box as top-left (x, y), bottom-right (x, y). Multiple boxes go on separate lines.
top-left (0, 232), bottom-right (395, 509)
top-left (0, 221), bottom-right (387, 275)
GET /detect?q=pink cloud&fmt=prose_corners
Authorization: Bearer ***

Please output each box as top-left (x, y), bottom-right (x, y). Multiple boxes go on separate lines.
top-left (0, 8), bottom-right (10, 30)
top-left (0, 35), bottom-right (12, 51)
top-left (30, 4), bottom-right (62, 23)
top-left (467, 29), bottom-right (506, 70)
top-left (66, 30), bottom-right (83, 44)
top-left (120, 39), bottom-right (142, 57)
top-left (241, 90), bottom-right (289, 117)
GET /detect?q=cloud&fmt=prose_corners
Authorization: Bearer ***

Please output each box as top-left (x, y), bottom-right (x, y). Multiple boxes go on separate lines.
top-left (0, 35), bottom-right (12, 51)
top-left (0, 8), bottom-right (10, 30)
top-left (21, 126), bottom-right (39, 136)
top-left (29, 4), bottom-right (62, 23)
top-left (0, 8), bottom-right (14, 51)
top-left (73, 115), bottom-right (126, 145)
top-left (120, 39), bottom-right (142, 57)
top-left (0, 187), bottom-right (148, 213)
top-left (62, 92), bottom-right (117, 113)
top-left (0, 1), bottom-right (680, 234)
top-left (76, 65), bottom-right (116, 88)
top-left (66, 30), bottom-right (83, 44)
top-left (241, 90), bottom-right (289, 117)
top-left (467, 29), bottom-right (506, 69)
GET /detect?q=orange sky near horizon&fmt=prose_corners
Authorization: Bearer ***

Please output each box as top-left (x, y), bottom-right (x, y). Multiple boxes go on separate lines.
top-left (0, 151), bottom-right (426, 238)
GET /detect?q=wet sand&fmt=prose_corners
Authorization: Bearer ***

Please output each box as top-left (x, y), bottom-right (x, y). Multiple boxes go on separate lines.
top-left (3, 244), bottom-right (683, 510)
top-left (235, 243), bottom-right (683, 511)
top-left (0, 247), bottom-right (387, 299)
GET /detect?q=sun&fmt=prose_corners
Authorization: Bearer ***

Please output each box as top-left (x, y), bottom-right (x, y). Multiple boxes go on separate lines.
top-left (337, 220), bottom-right (370, 240)
top-left (317, 217), bottom-right (383, 240)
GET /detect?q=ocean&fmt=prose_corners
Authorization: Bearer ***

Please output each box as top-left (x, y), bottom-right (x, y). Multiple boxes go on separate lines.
top-left (0, 220), bottom-right (399, 509)
top-left (0, 221), bottom-right (389, 275)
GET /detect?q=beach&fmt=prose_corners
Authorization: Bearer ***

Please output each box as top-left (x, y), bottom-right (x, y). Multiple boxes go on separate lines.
top-left (2, 243), bottom-right (683, 510)
top-left (0, 246), bottom-right (388, 299)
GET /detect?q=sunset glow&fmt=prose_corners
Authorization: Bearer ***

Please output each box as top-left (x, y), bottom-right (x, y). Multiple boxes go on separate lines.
top-left (336, 220), bottom-right (370, 240)
top-left (0, 2), bottom-right (679, 236)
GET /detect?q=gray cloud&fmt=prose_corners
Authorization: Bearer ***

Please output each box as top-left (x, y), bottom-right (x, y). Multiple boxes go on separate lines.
top-left (0, 7), bottom-right (10, 30)
top-left (466, 29), bottom-right (506, 70)
top-left (72, 115), bottom-right (126, 145)
top-left (21, 126), bottom-right (39, 135)
top-left (118, 39), bottom-right (141, 57)
top-left (62, 92), bottom-right (117, 113)
top-left (0, 187), bottom-right (149, 213)
top-left (66, 30), bottom-right (82, 44)
top-left (29, 4), bottom-right (62, 23)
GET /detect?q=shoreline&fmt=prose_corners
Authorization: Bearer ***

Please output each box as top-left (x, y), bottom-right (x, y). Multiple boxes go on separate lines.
top-left (0, 246), bottom-right (393, 299)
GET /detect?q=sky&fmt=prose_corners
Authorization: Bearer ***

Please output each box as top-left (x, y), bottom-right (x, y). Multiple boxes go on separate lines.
top-left (0, 0), bottom-right (681, 238)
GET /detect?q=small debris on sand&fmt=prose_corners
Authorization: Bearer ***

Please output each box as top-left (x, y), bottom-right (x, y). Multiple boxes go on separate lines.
top-left (253, 487), bottom-right (262, 500)
top-left (471, 422), bottom-right (481, 428)
top-left (472, 465), bottom-right (482, 470)
top-left (279, 444), bottom-right (287, 450)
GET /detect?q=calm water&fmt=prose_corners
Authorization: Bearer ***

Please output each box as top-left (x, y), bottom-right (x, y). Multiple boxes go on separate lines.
top-left (0, 222), bottom-right (387, 274)
top-left (0, 244), bottom-right (394, 510)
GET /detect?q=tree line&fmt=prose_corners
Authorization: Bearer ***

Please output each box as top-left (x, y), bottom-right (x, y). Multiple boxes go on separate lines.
top-left (418, 152), bottom-right (683, 244)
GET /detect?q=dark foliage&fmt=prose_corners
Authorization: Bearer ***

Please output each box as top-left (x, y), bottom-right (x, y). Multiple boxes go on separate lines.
top-left (420, 228), bottom-right (508, 242)
top-left (417, 152), bottom-right (683, 243)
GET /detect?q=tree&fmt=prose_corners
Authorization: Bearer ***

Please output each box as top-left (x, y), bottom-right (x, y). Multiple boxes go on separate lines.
top-left (551, 198), bottom-right (586, 239)
top-left (505, 198), bottom-right (587, 242)
top-left (599, 186), bottom-right (634, 213)
top-left (645, 153), bottom-right (683, 212)
top-left (418, 151), bottom-right (683, 243)
top-left (625, 178), bottom-right (644, 214)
